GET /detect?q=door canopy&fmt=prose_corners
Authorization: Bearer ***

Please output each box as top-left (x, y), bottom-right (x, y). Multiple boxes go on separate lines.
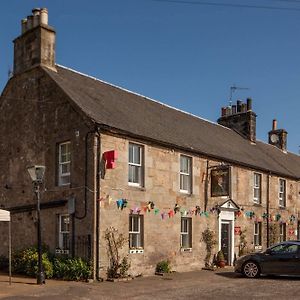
top-left (0, 209), bottom-right (10, 222)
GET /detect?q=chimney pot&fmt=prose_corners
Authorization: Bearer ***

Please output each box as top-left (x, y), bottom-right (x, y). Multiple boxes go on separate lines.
top-left (27, 15), bottom-right (33, 30)
top-left (241, 103), bottom-right (247, 113)
top-left (21, 18), bottom-right (27, 34)
top-left (247, 98), bottom-right (252, 111)
top-left (221, 107), bottom-right (226, 117)
top-left (272, 119), bottom-right (277, 131)
top-left (32, 8), bottom-right (41, 28)
top-left (232, 105), bottom-right (237, 114)
top-left (40, 8), bottom-right (48, 25)
top-left (237, 100), bottom-right (242, 113)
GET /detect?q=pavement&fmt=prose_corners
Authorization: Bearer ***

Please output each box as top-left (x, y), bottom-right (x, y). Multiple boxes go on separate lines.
top-left (1, 267), bottom-right (300, 299)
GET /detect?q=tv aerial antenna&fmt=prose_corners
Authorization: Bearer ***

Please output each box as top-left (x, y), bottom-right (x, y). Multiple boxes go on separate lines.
top-left (229, 84), bottom-right (249, 105)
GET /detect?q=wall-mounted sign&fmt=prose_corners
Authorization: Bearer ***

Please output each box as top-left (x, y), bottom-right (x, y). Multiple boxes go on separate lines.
top-left (211, 166), bottom-right (230, 197)
top-left (234, 226), bottom-right (241, 235)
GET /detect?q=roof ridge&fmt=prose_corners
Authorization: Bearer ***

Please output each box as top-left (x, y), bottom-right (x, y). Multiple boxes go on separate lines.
top-left (56, 64), bottom-right (231, 131)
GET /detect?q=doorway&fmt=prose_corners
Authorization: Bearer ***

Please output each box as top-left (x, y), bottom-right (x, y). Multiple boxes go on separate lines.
top-left (221, 221), bottom-right (232, 265)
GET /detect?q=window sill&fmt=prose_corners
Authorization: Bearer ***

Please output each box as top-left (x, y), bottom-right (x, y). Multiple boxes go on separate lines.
top-left (127, 185), bottom-right (146, 192)
top-left (180, 248), bottom-right (192, 253)
top-left (179, 191), bottom-right (193, 197)
top-left (253, 202), bottom-right (262, 207)
top-left (279, 206), bottom-right (286, 210)
top-left (129, 249), bottom-right (144, 254)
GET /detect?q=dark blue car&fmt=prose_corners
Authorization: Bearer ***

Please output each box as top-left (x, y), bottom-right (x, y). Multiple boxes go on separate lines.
top-left (234, 241), bottom-right (300, 278)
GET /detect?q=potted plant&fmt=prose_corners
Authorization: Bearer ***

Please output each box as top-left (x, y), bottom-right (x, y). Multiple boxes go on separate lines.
top-left (216, 250), bottom-right (225, 268)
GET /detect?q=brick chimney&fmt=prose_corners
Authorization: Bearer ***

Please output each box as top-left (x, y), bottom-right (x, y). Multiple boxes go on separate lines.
top-left (13, 8), bottom-right (56, 75)
top-left (268, 119), bottom-right (287, 152)
top-left (217, 98), bottom-right (257, 143)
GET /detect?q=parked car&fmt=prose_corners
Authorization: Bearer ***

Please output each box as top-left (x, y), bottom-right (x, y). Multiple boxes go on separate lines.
top-left (234, 241), bottom-right (300, 278)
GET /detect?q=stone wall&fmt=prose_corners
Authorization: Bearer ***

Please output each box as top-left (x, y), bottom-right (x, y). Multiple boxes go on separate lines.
top-left (99, 133), bottom-right (299, 277)
top-left (0, 67), bottom-right (95, 256)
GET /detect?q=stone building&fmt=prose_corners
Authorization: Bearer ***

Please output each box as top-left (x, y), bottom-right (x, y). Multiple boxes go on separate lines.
top-left (0, 8), bottom-right (299, 279)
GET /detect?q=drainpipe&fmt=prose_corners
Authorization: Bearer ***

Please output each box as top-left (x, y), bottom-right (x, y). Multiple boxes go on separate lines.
top-left (204, 160), bottom-right (209, 211)
top-left (92, 133), bottom-right (100, 281)
top-left (266, 173), bottom-right (270, 248)
top-left (95, 128), bottom-right (101, 281)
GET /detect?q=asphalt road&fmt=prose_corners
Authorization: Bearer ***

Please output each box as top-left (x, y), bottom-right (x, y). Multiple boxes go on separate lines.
top-left (1, 268), bottom-right (300, 299)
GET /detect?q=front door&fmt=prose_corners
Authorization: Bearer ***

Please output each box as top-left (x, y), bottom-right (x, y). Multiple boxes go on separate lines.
top-left (221, 222), bottom-right (231, 265)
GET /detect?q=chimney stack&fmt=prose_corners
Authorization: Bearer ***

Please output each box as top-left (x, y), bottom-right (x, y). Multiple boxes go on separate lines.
top-left (217, 98), bottom-right (257, 143)
top-left (13, 8), bottom-right (56, 75)
top-left (268, 119), bottom-right (287, 152)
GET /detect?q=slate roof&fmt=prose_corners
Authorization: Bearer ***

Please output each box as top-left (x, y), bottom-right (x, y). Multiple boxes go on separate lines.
top-left (44, 65), bottom-right (300, 180)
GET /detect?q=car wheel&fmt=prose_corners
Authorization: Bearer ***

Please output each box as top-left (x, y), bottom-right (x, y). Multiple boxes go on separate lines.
top-left (242, 261), bottom-right (260, 278)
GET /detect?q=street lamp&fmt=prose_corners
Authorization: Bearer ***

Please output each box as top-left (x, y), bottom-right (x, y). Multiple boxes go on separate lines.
top-left (27, 165), bottom-right (46, 285)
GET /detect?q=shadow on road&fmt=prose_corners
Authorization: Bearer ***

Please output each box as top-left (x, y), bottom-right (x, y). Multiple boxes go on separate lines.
top-left (214, 271), bottom-right (241, 279)
top-left (214, 271), bottom-right (300, 281)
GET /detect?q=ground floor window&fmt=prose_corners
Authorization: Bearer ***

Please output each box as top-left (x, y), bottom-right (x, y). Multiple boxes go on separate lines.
top-left (280, 223), bottom-right (286, 242)
top-left (129, 214), bottom-right (144, 249)
top-left (181, 217), bottom-right (192, 249)
top-left (254, 222), bottom-right (262, 246)
top-left (56, 214), bottom-right (70, 254)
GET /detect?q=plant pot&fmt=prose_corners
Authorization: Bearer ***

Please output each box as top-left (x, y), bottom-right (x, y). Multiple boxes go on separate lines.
top-left (218, 260), bottom-right (226, 268)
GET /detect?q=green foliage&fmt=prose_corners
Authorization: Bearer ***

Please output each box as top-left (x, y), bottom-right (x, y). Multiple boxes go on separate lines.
top-left (53, 257), bottom-right (91, 281)
top-left (12, 247), bottom-right (53, 278)
top-left (238, 229), bottom-right (248, 256)
top-left (202, 228), bottom-right (217, 267)
top-left (0, 255), bottom-right (9, 270)
top-left (11, 246), bottom-right (91, 281)
top-left (155, 260), bottom-right (171, 273)
top-left (217, 250), bottom-right (225, 262)
top-left (269, 223), bottom-right (279, 246)
top-left (105, 227), bottom-right (130, 278)
top-left (119, 257), bottom-right (131, 278)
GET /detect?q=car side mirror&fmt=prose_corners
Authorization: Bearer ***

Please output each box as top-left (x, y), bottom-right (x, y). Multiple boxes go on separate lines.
top-left (265, 249), bottom-right (272, 255)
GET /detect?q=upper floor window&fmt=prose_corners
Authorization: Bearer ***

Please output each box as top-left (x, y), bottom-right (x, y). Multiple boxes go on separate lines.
top-left (279, 179), bottom-right (286, 207)
top-left (254, 222), bottom-right (262, 246)
top-left (128, 143), bottom-right (144, 187)
top-left (129, 214), bottom-right (144, 249)
top-left (180, 217), bottom-right (192, 249)
top-left (253, 173), bottom-right (261, 204)
top-left (58, 141), bottom-right (71, 186)
top-left (180, 155), bottom-right (192, 194)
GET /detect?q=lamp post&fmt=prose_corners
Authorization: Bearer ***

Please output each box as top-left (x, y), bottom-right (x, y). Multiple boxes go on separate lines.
top-left (27, 165), bottom-right (46, 285)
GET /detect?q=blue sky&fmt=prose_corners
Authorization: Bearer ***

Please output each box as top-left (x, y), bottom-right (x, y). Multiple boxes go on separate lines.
top-left (0, 0), bottom-right (299, 154)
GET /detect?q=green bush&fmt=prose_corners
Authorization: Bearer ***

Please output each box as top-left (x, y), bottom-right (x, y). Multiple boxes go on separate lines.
top-left (0, 255), bottom-right (9, 271)
top-left (53, 257), bottom-right (91, 281)
top-left (12, 247), bottom-right (53, 278)
top-left (156, 260), bottom-right (171, 273)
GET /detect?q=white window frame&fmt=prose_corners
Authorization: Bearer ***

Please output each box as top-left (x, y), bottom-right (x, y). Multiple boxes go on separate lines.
top-left (180, 217), bottom-right (192, 249)
top-left (180, 155), bottom-right (192, 194)
top-left (58, 141), bottom-right (71, 186)
top-left (58, 214), bottom-right (70, 253)
top-left (254, 222), bottom-right (262, 246)
top-left (128, 143), bottom-right (144, 187)
top-left (280, 223), bottom-right (286, 242)
top-left (253, 173), bottom-right (261, 204)
top-left (129, 214), bottom-right (144, 249)
top-left (279, 179), bottom-right (286, 207)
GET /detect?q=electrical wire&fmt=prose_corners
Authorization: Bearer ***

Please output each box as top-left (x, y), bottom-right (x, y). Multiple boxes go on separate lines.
top-left (149, 0), bottom-right (300, 11)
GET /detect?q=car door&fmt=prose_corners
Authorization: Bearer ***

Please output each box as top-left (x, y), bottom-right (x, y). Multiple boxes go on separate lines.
top-left (262, 243), bottom-right (299, 275)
